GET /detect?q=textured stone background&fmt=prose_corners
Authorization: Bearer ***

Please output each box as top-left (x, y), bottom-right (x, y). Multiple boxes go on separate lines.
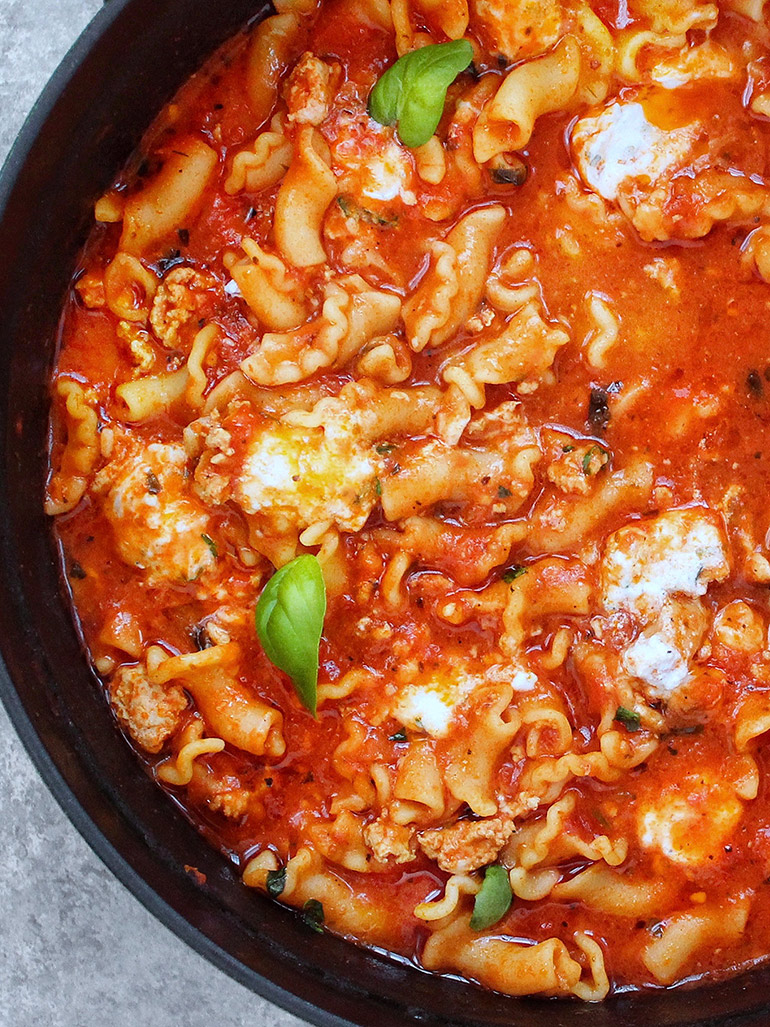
top-left (0, 3), bottom-right (304, 1025)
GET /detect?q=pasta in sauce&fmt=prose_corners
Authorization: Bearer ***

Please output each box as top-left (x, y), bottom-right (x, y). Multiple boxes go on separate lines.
top-left (46, 0), bottom-right (770, 1000)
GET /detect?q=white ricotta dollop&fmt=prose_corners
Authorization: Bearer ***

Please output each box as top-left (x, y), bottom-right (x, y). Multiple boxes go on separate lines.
top-left (602, 508), bottom-right (729, 618)
top-left (571, 101), bottom-right (697, 203)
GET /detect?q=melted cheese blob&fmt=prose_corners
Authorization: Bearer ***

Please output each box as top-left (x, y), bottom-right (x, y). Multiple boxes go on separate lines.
top-left (572, 101), bottom-right (698, 204)
top-left (235, 420), bottom-right (379, 533)
top-left (602, 509), bottom-right (729, 620)
top-left (102, 442), bottom-right (216, 584)
top-left (393, 663), bottom-right (536, 738)
top-left (638, 772), bottom-right (743, 867)
top-left (601, 509), bottom-right (729, 696)
top-left (332, 115), bottom-right (416, 206)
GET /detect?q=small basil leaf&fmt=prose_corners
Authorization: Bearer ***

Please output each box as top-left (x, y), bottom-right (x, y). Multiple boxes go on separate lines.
top-left (255, 554), bottom-right (326, 717)
top-left (470, 864), bottom-right (512, 931)
top-left (266, 867), bottom-right (286, 898)
top-left (369, 40), bottom-right (473, 148)
top-left (301, 898), bottom-right (325, 933)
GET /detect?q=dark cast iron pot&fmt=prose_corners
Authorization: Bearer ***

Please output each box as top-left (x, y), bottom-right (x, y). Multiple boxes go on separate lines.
top-left (0, 2), bottom-right (769, 1025)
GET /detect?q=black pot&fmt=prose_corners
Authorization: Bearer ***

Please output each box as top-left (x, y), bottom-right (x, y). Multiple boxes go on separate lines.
top-left (1, 3), bottom-right (769, 1025)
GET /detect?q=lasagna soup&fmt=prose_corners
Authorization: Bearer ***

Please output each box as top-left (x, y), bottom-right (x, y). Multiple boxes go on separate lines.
top-left (46, 0), bottom-right (770, 1000)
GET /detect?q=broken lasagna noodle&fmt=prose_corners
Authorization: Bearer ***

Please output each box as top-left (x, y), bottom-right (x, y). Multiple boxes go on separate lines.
top-left (47, 0), bottom-right (770, 1001)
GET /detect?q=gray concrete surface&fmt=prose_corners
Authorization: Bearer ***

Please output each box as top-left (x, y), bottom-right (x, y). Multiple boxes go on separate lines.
top-left (0, 3), bottom-right (306, 1025)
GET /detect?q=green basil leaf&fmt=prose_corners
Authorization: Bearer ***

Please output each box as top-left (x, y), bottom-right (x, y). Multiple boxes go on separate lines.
top-left (368, 39), bottom-right (473, 148)
top-left (266, 867), bottom-right (286, 898)
top-left (470, 864), bottom-right (512, 931)
top-left (255, 554), bottom-right (326, 717)
top-left (301, 898), bottom-right (325, 933)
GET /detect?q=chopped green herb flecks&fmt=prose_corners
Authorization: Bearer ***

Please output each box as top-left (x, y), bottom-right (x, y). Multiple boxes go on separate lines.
top-left (614, 706), bottom-right (641, 732)
top-left (582, 445), bottom-right (609, 476)
top-left (497, 485), bottom-right (512, 498)
top-left (470, 865), bottom-right (512, 931)
top-left (201, 533), bottom-right (218, 559)
top-left (337, 194), bottom-right (397, 227)
top-left (502, 566), bottom-right (526, 584)
top-left (390, 729), bottom-right (407, 742)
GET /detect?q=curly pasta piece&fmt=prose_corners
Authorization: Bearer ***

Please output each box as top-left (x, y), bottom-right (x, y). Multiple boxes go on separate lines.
top-left (511, 793), bottom-right (576, 868)
top-left (355, 334), bottom-right (412, 384)
top-left (392, 740), bottom-right (447, 823)
top-left (151, 644), bottom-right (286, 758)
top-left (642, 901), bottom-right (749, 985)
top-left (572, 3), bottom-right (615, 105)
top-left (634, 168), bottom-right (770, 243)
top-left (583, 292), bottom-right (619, 369)
top-left (317, 668), bottom-right (374, 706)
top-left (157, 733), bottom-right (226, 786)
top-left (413, 136), bottom-right (447, 185)
top-left (403, 206), bottom-right (505, 352)
top-left (521, 707), bottom-right (573, 758)
top-left (374, 517), bottom-right (527, 587)
top-left (572, 933), bottom-right (610, 1002)
top-left (473, 37), bottom-right (581, 163)
top-left (734, 692), bottom-right (770, 752)
top-left (528, 456), bottom-right (654, 553)
top-left (45, 379), bottom-right (101, 515)
top-left (116, 367), bottom-right (189, 421)
top-left (443, 300), bottom-right (570, 400)
top-left (422, 916), bottom-right (582, 997)
top-left (245, 13), bottom-right (303, 126)
top-left (225, 238), bottom-right (308, 330)
top-left (184, 324), bottom-right (218, 409)
top-left (414, 0), bottom-right (469, 38)
top-left (310, 809), bottom-right (372, 872)
top-left (508, 866), bottom-right (560, 901)
top-left (240, 275), bottom-right (400, 385)
top-left (103, 253), bottom-right (158, 322)
top-left (275, 126), bottom-right (337, 267)
top-left (224, 114), bottom-right (292, 195)
top-left (551, 863), bottom-right (676, 917)
top-left (242, 848), bottom-right (280, 890)
top-left (380, 405), bottom-right (541, 521)
top-left (120, 138), bottom-right (218, 256)
top-left (723, 0), bottom-right (764, 16)
top-left (413, 874), bottom-right (480, 921)
top-left (286, 377), bottom-right (467, 446)
top-left (629, 0), bottom-right (717, 34)
top-left (280, 845), bottom-right (394, 941)
top-left (441, 684), bottom-right (520, 816)
top-left (514, 736), bottom-right (658, 815)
